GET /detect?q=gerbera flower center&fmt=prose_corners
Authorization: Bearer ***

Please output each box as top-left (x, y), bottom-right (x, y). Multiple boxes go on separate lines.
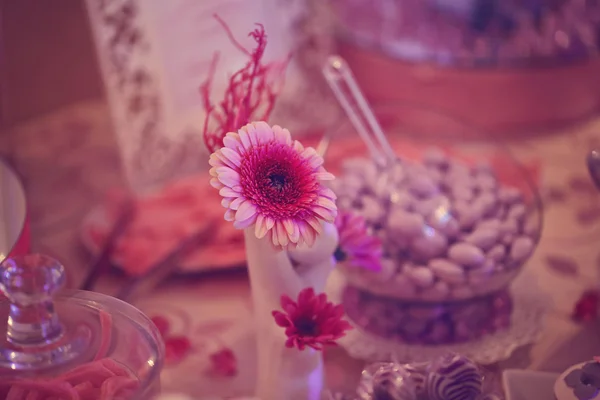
top-left (295, 316), bottom-right (319, 336)
top-left (239, 142), bottom-right (319, 219)
top-left (333, 247), bottom-right (347, 262)
top-left (268, 173), bottom-right (287, 190)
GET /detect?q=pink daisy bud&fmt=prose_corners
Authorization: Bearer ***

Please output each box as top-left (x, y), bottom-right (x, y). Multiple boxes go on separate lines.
top-left (334, 210), bottom-right (383, 272)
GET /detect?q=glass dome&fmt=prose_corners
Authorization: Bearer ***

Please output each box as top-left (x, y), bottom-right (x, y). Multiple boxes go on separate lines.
top-left (0, 255), bottom-right (165, 399)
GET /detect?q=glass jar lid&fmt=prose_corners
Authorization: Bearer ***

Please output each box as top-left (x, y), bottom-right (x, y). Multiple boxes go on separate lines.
top-left (0, 254), bottom-right (164, 399)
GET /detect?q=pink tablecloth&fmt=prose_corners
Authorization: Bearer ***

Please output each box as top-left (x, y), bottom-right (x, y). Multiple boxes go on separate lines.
top-left (5, 99), bottom-right (600, 398)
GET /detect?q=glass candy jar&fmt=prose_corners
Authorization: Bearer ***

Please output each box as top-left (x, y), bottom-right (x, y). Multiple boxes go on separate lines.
top-left (0, 254), bottom-right (164, 399)
top-left (328, 0), bottom-right (600, 134)
top-left (327, 103), bottom-right (543, 345)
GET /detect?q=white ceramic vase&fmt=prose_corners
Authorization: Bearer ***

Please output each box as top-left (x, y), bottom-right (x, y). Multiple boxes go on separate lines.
top-left (244, 222), bottom-right (339, 400)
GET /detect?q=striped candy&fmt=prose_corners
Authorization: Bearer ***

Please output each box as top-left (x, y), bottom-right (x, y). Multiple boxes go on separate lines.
top-left (426, 353), bottom-right (483, 400)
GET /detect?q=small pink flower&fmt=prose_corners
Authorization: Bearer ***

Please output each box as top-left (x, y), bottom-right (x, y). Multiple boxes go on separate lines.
top-left (334, 210), bottom-right (382, 272)
top-left (209, 122), bottom-right (337, 249)
top-left (272, 287), bottom-right (352, 351)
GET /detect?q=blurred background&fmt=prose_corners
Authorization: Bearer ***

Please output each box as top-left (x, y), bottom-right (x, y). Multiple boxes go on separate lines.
top-left (2, 0), bottom-right (600, 398)
top-left (1, 0), bottom-right (102, 126)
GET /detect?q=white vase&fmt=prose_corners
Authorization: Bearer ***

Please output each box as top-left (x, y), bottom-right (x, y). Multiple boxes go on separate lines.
top-left (244, 223), bottom-right (338, 400)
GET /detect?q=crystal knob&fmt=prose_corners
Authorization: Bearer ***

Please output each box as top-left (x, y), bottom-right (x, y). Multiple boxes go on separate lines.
top-left (0, 254), bottom-right (65, 346)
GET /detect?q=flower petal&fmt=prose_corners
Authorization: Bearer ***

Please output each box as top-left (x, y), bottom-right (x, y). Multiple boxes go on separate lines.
top-left (271, 229), bottom-right (280, 248)
top-left (233, 213), bottom-right (257, 229)
top-left (218, 169), bottom-right (240, 187)
top-left (221, 197), bottom-right (233, 208)
top-left (265, 217), bottom-right (275, 231)
top-left (211, 149), bottom-right (237, 170)
top-left (272, 311), bottom-right (291, 327)
top-left (222, 133), bottom-right (243, 151)
top-left (219, 187), bottom-right (240, 198)
top-left (301, 148), bottom-right (324, 169)
top-left (209, 152), bottom-right (228, 168)
top-left (235, 201), bottom-right (257, 222)
top-left (238, 126), bottom-right (253, 149)
top-left (298, 288), bottom-right (315, 305)
top-left (281, 295), bottom-right (296, 311)
top-left (315, 171), bottom-right (335, 181)
top-left (276, 222), bottom-right (289, 247)
top-left (292, 140), bottom-right (304, 153)
top-left (312, 206), bottom-right (336, 222)
top-left (210, 178), bottom-right (224, 189)
top-left (305, 217), bottom-right (323, 234)
top-left (289, 221), bottom-right (300, 243)
top-left (272, 125), bottom-right (292, 145)
top-left (320, 187), bottom-right (337, 201)
top-left (300, 224), bottom-right (317, 247)
top-left (282, 219), bottom-right (295, 236)
top-left (315, 196), bottom-right (337, 211)
top-left (224, 209), bottom-right (235, 222)
top-left (229, 196), bottom-right (244, 210)
top-left (253, 121), bottom-right (275, 143)
top-left (220, 147), bottom-right (242, 167)
top-left (254, 214), bottom-right (265, 238)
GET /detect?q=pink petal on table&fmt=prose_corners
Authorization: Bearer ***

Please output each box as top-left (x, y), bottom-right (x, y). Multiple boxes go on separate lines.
top-left (545, 254), bottom-right (579, 277)
top-left (209, 348), bottom-right (237, 377)
top-left (164, 336), bottom-right (193, 366)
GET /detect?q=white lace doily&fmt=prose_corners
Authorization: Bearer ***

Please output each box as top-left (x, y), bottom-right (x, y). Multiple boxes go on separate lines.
top-left (326, 269), bottom-right (549, 365)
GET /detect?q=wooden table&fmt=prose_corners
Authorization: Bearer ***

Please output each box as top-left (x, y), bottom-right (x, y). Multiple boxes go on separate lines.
top-left (5, 99), bottom-right (600, 398)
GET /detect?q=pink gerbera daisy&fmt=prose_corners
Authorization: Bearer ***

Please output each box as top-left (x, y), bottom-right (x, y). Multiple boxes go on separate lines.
top-left (272, 287), bottom-right (352, 351)
top-left (209, 121), bottom-right (337, 248)
top-left (334, 210), bottom-right (383, 272)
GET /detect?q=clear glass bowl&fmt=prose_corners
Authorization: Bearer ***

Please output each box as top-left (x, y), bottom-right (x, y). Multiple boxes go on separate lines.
top-left (329, 0), bottom-right (600, 67)
top-left (0, 255), bottom-right (164, 399)
top-left (326, 102), bottom-right (543, 303)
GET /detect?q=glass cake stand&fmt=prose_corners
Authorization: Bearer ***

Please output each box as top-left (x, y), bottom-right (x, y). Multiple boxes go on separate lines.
top-left (325, 0), bottom-right (600, 135)
top-left (0, 254), bottom-right (165, 399)
top-left (330, 0), bottom-right (600, 66)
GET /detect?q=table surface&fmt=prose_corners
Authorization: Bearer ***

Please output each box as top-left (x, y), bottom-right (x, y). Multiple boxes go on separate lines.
top-left (5, 99), bottom-right (600, 398)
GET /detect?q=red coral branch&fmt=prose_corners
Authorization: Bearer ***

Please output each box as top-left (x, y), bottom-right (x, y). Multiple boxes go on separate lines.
top-left (201, 15), bottom-right (290, 154)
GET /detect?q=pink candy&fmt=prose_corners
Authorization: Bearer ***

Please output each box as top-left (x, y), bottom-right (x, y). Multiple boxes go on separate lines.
top-left (0, 358), bottom-right (140, 400)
